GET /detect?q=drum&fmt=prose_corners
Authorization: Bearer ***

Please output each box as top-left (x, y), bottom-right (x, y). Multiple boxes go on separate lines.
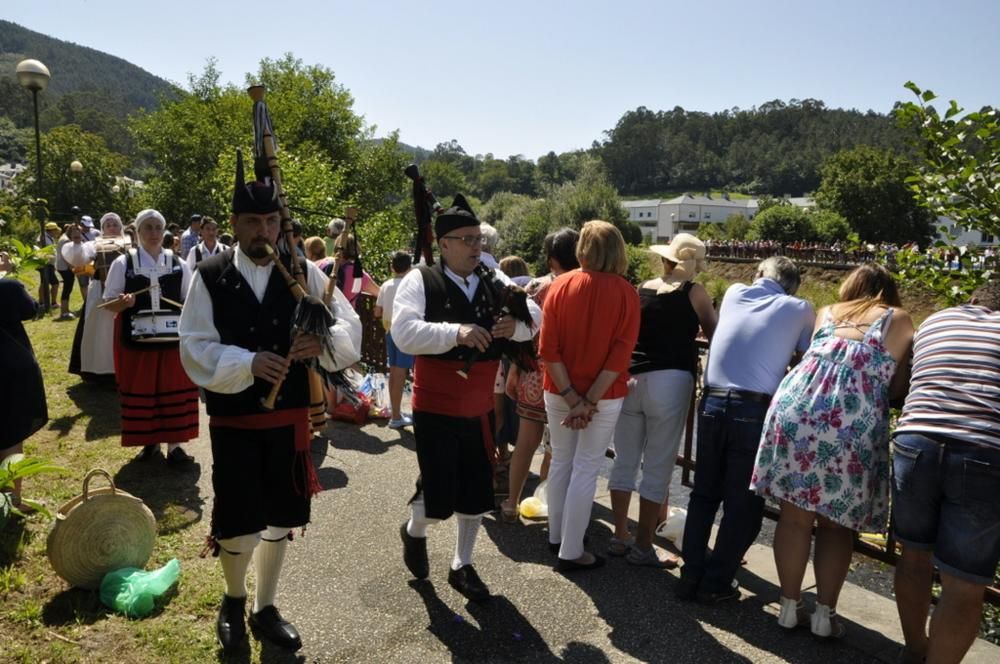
top-left (130, 309), bottom-right (180, 343)
top-left (94, 239), bottom-right (129, 284)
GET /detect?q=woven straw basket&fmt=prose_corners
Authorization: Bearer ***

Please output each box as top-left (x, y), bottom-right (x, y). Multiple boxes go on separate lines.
top-left (47, 469), bottom-right (156, 590)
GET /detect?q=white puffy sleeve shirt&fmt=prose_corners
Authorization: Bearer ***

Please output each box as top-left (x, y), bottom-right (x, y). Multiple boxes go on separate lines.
top-left (179, 252), bottom-right (362, 394)
top-left (391, 264), bottom-right (540, 356)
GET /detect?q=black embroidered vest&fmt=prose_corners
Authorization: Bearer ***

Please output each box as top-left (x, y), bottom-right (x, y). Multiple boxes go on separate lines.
top-left (121, 248), bottom-right (183, 348)
top-left (198, 249), bottom-right (309, 415)
top-left (418, 264), bottom-right (503, 363)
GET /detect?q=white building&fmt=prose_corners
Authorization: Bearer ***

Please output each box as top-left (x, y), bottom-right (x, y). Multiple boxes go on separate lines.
top-left (625, 194), bottom-right (813, 241)
top-left (623, 194), bottom-right (995, 246)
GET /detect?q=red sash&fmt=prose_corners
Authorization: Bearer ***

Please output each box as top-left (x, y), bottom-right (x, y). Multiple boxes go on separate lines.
top-left (412, 357), bottom-right (501, 464)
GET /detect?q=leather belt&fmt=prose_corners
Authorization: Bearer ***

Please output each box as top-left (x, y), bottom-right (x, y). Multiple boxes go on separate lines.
top-left (704, 387), bottom-right (773, 404)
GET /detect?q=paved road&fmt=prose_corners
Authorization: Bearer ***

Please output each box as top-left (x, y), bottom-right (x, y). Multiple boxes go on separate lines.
top-left (177, 409), bottom-right (997, 664)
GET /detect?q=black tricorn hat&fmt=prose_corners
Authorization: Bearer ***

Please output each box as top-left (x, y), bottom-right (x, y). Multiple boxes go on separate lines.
top-left (434, 193), bottom-right (479, 239)
top-left (231, 149), bottom-right (281, 215)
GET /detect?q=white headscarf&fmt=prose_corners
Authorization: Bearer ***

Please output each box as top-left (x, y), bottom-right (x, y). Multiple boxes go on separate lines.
top-left (134, 209), bottom-right (166, 231)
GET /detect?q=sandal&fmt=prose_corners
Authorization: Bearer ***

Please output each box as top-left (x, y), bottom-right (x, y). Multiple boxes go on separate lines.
top-left (607, 536), bottom-right (634, 557)
top-left (626, 545), bottom-right (678, 569)
top-left (499, 499), bottom-right (519, 523)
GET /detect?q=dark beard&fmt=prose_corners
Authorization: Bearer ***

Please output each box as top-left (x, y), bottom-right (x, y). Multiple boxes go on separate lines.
top-left (246, 243), bottom-right (269, 259)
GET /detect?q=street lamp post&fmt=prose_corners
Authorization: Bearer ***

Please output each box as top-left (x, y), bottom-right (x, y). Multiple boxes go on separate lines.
top-left (16, 58), bottom-right (51, 312)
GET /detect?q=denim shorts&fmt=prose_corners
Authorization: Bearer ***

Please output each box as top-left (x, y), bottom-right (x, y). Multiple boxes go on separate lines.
top-left (891, 432), bottom-right (1000, 585)
top-left (385, 332), bottom-right (414, 370)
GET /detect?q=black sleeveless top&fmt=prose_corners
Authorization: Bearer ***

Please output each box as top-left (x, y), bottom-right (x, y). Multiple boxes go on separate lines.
top-left (630, 281), bottom-right (700, 375)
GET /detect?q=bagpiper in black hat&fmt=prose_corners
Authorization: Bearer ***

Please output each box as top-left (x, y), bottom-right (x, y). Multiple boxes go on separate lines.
top-left (231, 148), bottom-right (281, 215)
top-left (434, 193), bottom-right (479, 240)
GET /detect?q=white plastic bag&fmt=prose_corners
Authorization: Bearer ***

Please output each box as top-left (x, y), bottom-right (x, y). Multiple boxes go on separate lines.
top-left (364, 372), bottom-right (391, 419)
top-left (518, 480), bottom-right (548, 519)
top-left (655, 506), bottom-right (687, 550)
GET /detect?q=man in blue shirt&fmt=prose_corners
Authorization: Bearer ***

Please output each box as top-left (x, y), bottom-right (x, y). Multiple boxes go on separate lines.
top-left (180, 214), bottom-right (202, 260)
top-left (679, 256), bottom-right (815, 603)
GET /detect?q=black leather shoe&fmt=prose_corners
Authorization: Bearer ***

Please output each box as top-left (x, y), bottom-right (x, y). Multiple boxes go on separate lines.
top-left (216, 594), bottom-right (247, 651)
top-left (248, 605), bottom-right (302, 651)
top-left (166, 446), bottom-right (194, 466)
top-left (447, 564), bottom-right (490, 603)
top-left (400, 523), bottom-right (429, 579)
top-left (135, 445), bottom-right (161, 462)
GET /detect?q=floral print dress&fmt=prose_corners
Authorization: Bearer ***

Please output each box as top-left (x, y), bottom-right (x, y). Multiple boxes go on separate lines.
top-left (750, 308), bottom-right (896, 533)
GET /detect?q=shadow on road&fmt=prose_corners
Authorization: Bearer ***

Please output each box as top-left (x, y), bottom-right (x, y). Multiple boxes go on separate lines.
top-left (113, 453), bottom-right (204, 535)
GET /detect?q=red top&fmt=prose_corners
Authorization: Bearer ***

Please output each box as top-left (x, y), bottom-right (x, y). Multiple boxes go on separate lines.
top-left (539, 270), bottom-right (640, 400)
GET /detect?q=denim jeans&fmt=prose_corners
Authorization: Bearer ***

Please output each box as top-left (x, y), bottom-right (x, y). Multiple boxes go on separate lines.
top-left (892, 432), bottom-right (1000, 585)
top-left (681, 393), bottom-right (769, 593)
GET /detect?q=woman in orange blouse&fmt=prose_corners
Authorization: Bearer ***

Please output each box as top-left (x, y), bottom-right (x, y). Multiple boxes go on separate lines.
top-left (540, 220), bottom-right (640, 572)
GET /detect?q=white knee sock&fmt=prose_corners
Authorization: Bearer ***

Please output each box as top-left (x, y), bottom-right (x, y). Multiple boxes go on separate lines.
top-left (217, 533), bottom-right (259, 599)
top-left (407, 495), bottom-right (438, 538)
top-left (253, 527), bottom-right (290, 613)
top-left (452, 514), bottom-right (482, 570)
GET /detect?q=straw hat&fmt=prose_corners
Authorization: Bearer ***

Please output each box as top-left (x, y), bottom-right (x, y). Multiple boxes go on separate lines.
top-left (647, 233), bottom-right (707, 291)
top-left (47, 469), bottom-right (156, 590)
top-left (45, 222), bottom-right (61, 233)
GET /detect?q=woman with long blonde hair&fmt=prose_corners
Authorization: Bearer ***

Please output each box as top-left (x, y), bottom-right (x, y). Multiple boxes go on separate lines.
top-left (750, 263), bottom-right (913, 638)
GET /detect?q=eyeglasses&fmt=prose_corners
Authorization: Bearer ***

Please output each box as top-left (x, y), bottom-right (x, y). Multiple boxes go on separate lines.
top-left (442, 234), bottom-right (485, 248)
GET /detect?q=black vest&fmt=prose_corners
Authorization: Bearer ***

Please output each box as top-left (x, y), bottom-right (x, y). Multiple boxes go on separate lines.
top-left (193, 242), bottom-right (228, 268)
top-left (198, 249), bottom-right (309, 415)
top-left (121, 248), bottom-right (183, 348)
top-left (418, 264), bottom-right (503, 363)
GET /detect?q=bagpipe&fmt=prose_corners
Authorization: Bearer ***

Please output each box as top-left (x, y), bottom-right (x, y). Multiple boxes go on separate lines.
top-left (247, 85), bottom-right (357, 419)
top-left (404, 163), bottom-right (443, 266)
top-left (457, 265), bottom-right (537, 379)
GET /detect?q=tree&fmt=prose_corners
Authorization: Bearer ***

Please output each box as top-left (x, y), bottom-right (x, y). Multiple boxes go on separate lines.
top-left (750, 205), bottom-right (815, 242)
top-left (417, 160), bottom-right (470, 199)
top-left (0, 117), bottom-right (29, 165)
top-left (131, 57), bottom-right (408, 226)
top-left (815, 146), bottom-right (934, 244)
top-left (895, 82), bottom-right (999, 236)
top-left (27, 124), bottom-right (129, 221)
top-left (810, 209), bottom-right (851, 242)
top-left (721, 213), bottom-right (752, 240)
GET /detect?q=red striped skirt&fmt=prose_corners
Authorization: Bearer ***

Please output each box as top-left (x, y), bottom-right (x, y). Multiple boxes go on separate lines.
top-left (114, 317), bottom-right (199, 446)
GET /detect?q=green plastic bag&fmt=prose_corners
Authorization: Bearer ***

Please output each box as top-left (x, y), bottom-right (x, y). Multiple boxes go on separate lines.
top-left (99, 558), bottom-right (180, 618)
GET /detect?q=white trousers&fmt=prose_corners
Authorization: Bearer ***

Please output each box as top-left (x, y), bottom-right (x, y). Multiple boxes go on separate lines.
top-left (544, 392), bottom-right (623, 560)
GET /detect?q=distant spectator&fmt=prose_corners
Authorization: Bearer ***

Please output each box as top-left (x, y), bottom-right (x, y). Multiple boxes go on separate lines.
top-left (54, 223), bottom-right (78, 320)
top-left (304, 236), bottom-right (327, 264)
top-left (540, 220), bottom-right (640, 572)
top-left (480, 223), bottom-right (500, 269)
top-left (374, 250), bottom-right (414, 429)
top-left (324, 217), bottom-right (347, 258)
top-left (328, 232), bottom-right (378, 307)
top-left (751, 263), bottom-right (913, 638)
top-left (180, 214), bottom-right (202, 259)
top-left (679, 257), bottom-right (815, 603)
top-left (185, 217), bottom-right (227, 271)
top-left (36, 222), bottom-right (61, 313)
top-left (498, 255), bottom-right (532, 287)
top-left (500, 228), bottom-right (580, 523)
top-left (891, 279), bottom-right (1000, 664)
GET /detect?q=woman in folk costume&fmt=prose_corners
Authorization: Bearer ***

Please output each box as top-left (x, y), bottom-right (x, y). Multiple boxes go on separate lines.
top-left (180, 148), bottom-right (361, 653)
top-left (68, 212), bottom-right (130, 383)
top-left (103, 209), bottom-right (198, 464)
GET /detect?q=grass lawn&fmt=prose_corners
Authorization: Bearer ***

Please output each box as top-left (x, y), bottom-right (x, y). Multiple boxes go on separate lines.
top-left (0, 272), bottom-right (255, 663)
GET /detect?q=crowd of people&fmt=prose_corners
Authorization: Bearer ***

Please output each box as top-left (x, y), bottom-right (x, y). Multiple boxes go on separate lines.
top-left (705, 238), bottom-right (999, 272)
top-left (2, 174), bottom-right (999, 662)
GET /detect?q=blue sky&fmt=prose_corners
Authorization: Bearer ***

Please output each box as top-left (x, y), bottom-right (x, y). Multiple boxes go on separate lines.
top-left (4, 1), bottom-right (998, 159)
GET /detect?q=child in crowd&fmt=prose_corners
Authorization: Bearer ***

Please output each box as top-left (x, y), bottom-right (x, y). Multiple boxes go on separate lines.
top-left (374, 251), bottom-right (415, 429)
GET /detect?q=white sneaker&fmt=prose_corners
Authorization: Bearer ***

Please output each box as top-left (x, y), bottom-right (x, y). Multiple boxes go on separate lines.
top-left (777, 596), bottom-right (808, 629)
top-left (811, 603), bottom-right (846, 638)
top-left (388, 415), bottom-right (413, 429)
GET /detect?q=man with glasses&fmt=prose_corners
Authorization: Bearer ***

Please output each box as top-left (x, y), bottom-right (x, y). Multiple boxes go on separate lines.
top-left (392, 194), bottom-right (540, 603)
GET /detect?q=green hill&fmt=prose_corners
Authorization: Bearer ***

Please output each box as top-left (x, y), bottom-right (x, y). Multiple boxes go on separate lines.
top-left (0, 19), bottom-right (177, 159)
